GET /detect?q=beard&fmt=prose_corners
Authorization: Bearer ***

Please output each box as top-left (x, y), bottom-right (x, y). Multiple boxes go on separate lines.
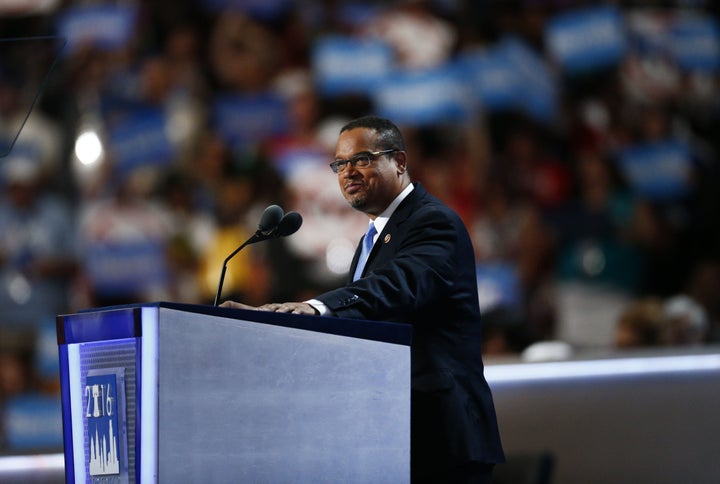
top-left (346, 190), bottom-right (371, 212)
top-left (348, 195), bottom-right (367, 210)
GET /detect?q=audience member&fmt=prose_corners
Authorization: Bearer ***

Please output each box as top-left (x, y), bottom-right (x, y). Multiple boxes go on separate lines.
top-left (614, 297), bottom-right (665, 349)
top-left (662, 294), bottom-right (709, 346)
top-left (0, 156), bottom-right (77, 327)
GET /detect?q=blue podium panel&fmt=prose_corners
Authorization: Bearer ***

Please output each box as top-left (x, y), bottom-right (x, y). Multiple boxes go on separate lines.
top-left (57, 303), bottom-right (412, 484)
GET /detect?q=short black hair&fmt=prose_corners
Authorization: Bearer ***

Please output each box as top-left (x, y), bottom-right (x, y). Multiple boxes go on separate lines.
top-left (340, 115), bottom-right (406, 151)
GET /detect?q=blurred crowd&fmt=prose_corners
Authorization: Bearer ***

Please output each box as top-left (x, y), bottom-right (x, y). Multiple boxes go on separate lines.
top-left (1, 0), bottom-right (720, 452)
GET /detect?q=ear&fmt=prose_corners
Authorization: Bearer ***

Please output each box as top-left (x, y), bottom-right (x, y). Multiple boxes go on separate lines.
top-left (394, 150), bottom-right (408, 175)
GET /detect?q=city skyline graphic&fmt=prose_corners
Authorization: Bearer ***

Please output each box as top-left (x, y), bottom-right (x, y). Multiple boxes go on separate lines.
top-left (89, 420), bottom-right (119, 476)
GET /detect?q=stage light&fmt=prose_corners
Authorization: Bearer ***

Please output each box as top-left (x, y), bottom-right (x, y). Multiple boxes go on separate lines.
top-left (74, 129), bottom-right (103, 166)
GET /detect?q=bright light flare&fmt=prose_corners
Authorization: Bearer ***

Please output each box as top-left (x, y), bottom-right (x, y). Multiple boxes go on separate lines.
top-left (74, 130), bottom-right (103, 166)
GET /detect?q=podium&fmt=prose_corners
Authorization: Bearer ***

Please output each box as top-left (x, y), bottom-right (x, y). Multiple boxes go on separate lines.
top-left (56, 302), bottom-right (412, 483)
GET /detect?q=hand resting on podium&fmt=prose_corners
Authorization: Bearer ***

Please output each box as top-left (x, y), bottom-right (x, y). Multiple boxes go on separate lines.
top-left (221, 300), bottom-right (319, 315)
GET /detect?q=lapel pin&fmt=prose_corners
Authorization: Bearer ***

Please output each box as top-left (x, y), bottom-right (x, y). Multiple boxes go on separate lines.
top-left (384, 234), bottom-right (391, 244)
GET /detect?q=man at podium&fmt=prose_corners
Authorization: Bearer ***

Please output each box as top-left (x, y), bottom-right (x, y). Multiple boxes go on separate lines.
top-left (222, 115), bottom-right (505, 482)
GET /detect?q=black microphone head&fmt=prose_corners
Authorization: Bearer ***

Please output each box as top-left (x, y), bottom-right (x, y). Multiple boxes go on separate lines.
top-left (275, 211), bottom-right (303, 237)
top-left (258, 204), bottom-right (284, 234)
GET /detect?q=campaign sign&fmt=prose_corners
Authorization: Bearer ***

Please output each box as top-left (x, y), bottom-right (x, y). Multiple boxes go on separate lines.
top-left (3, 395), bottom-right (63, 450)
top-left (312, 36), bottom-right (392, 97)
top-left (85, 368), bottom-right (128, 482)
top-left (458, 48), bottom-right (520, 111)
top-left (373, 64), bottom-right (474, 125)
top-left (500, 38), bottom-right (559, 123)
top-left (84, 240), bottom-right (168, 297)
top-left (108, 108), bottom-right (174, 175)
top-left (273, 146), bottom-right (327, 179)
top-left (545, 5), bottom-right (626, 74)
top-left (476, 262), bottom-right (522, 312)
top-left (618, 140), bottom-right (692, 200)
top-left (56, 4), bottom-right (137, 56)
top-left (670, 14), bottom-right (720, 73)
top-left (211, 93), bottom-right (289, 149)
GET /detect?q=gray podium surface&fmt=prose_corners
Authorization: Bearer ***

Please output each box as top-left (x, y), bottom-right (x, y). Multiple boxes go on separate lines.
top-left (157, 307), bottom-right (410, 483)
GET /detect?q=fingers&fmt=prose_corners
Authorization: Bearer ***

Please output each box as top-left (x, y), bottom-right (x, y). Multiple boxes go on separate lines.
top-left (258, 302), bottom-right (315, 315)
top-left (258, 303), bottom-right (279, 312)
top-left (223, 301), bottom-right (317, 316)
top-left (219, 301), bottom-right (257, 310)
top-left (258, 303), bottom-right (292, 312)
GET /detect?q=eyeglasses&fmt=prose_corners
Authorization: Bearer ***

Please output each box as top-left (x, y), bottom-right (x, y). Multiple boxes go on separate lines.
top-left (329, 149), bottom-right (398, 174)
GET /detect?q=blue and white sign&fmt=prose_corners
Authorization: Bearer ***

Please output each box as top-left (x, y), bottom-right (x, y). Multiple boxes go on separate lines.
top-left (312, 36), bottom-right (393, 96)
top-left (108, 108), bottom-right (174, 174)
top-left (501, 38), bottom-right (559, 122)
top-left (273, 146), bottom-right (327, 179)
top-left (460, 38), bottom-right (558, 122)
top-left (56, 5), bottom-right (137, 56)
top-left (85, 369), bottom-right (128, 481)
top-left (459, 48), bottom-right (519, 111)
top-left (670, 14), bottom-right (720, 73)
top-left (211, 93), bottom-right (289, 149)
top-left (373, 64), bottom-right (474, 125)
top-left (476, 262), bottom-right (522, 312)
top-left (545, 5), bottom-right (626, 74)
top-left (618, 140), bottom-right (692, 200)
top-left (83, 240), bottom-right (168, 297)
top-left (3, 395), bottom-right (62, 450)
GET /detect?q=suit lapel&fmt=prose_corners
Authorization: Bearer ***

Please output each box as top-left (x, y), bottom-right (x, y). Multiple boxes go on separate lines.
top-left (348, 183), bottom-right (426, 282)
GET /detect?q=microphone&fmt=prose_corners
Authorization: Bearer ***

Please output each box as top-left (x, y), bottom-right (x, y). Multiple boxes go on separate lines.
top-left (213, 205), bottom-right (302, 306)
top-left (275, 211), bottom-right (303, 237)
top-left (256, 204), bottom-right (284, 239)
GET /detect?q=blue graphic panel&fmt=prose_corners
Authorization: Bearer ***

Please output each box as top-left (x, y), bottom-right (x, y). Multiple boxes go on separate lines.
top-left (85, 369), bottom-right (128, 480)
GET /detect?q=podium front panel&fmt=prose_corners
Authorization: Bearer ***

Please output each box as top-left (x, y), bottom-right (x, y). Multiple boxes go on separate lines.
top-left (156, 307), bottom-right (410, 483)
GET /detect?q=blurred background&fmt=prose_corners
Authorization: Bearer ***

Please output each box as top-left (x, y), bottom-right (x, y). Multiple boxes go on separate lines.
top-left (0, 0), bottom-right (719, 467)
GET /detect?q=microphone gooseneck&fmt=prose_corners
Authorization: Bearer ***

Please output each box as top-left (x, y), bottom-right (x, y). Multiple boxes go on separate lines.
top-left (213, 205), bottom-right (301, 307)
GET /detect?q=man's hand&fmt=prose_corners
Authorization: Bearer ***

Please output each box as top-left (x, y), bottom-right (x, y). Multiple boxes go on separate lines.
top-left (219, 301), bottom-right (258, 310)
top-left (220, 301), bottom-right (319, 315)
top-left (258, 302), bottom-right (319, 315)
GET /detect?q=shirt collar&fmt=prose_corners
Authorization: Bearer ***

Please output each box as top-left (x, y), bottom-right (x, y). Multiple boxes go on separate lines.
top-left (370, 183), bottom-right (414, 238)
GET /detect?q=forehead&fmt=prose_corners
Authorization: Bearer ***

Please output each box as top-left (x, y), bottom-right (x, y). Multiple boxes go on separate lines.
top-left (334, 127), bottom-right (378, 157)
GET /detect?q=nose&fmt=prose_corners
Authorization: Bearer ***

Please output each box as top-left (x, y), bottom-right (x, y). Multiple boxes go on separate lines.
top-left (343, 161), bottom-right (361, 177)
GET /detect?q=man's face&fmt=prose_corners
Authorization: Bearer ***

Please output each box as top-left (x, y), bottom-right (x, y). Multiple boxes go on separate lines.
top-left (334, 127), bottom-right (406, 217)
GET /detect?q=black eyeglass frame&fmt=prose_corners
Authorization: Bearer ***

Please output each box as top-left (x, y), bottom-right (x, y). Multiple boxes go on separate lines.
top-left (329, 149), bottom-right (398, 174)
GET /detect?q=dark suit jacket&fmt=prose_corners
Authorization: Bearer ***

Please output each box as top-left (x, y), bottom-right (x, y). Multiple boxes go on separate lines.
top-left (316, 183), bottom-right (505, 475)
